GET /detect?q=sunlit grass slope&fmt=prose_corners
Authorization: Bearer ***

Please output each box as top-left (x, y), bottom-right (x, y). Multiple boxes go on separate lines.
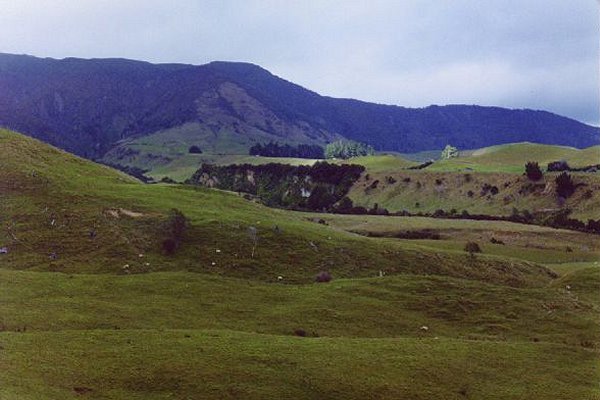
top-left (307, 143), bottom-right (600, 220)
top-left (0, 129), bottom-right (553, 286)
top-left (429, 142), bottom-right (600, 173)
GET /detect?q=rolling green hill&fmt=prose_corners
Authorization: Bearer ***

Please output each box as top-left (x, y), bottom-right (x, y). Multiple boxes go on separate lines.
top-left (341, 143), bottom-right (600, 221)
top-left (1, 129), bottom-right (552, 284)
top-left (429, 142), bottom-right (600, 173)
top-left (1, 129), bottom-right (599, 399)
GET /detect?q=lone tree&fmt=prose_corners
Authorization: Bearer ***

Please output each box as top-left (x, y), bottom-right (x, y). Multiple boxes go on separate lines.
top-left (464, 241), bottom-right (482, 256)
top-left (188, 145), bottom-right (202, 154)
top-left (555, 172), bottom-right (576, 199)
top-left (441, 145), bottom-right (459, 159)
top-left (161, 208), bottom-right (189, 255)
top-left (525, 161), bottom-right (543, 181)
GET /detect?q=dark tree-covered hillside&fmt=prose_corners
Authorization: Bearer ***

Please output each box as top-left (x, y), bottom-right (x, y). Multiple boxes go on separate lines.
top-left (0, 53), bottom-right (598, 159)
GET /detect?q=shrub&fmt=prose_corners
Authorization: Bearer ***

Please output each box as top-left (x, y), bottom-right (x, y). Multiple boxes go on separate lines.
top-left (441, 144), bottom-right (459, 159)
top-left (315, 271), bottom-right (332, 283)
top-left (408, 161), bottom-right (433, 170)
top-left (433, 209), bottom-right (446, 217)
top-left (160, 209), bottom-right (189, 255)
top-left (464, 241), bottom-right (482, 255)
top-left (547, 160), bottom-right (570, 172)
top-left (555, 172), bottom-right (576, 198)
top-left (525, 161), bottom-right (543, 181)
top-left (162, 238), bottom-right (178, 255)
top-left (294, 329), bottom-right (307, 337)
top-left (188, 145), bottom-right (202, 154)
top-left (587, 219), bottom-right (600, 233)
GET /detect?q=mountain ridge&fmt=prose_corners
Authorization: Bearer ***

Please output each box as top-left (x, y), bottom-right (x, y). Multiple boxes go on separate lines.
top-left (0, 52), bottom-right (597, 158)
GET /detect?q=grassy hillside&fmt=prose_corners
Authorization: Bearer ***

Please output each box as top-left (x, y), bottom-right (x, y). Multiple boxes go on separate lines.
top-left (344, 143), bottom-right (600, 221)
top-left (148, 153), bottom-right (318, 182)
top-left (1, 129), bottom-right (599, 399)
top-left (101, 121), bottom-right (325, 181)
top-left (429, 142), bottom-right (600, 173)
top-left (334, 154), bottom-right (416, 173)
top-left (1, 129), bottom-right (554, 283)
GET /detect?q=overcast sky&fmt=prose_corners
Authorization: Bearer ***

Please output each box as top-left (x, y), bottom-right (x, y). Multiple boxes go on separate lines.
top-left (1, 0), bottom-right (598, 125)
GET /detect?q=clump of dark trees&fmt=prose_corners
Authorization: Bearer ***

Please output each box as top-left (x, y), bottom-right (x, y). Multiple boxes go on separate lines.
top-left (546, 160), bottom-right (600, 172)
top-left (188, 162), bottom-right (365, 212)
top-left (412, 207), bottom-right (600, 235)
top-left (188, 145), bottom-right (202, 154)
top-left (249, 142), bottom-right (325, 159)
top-left (524, 160), bottom-right (585, 200)
top-left (527, 160), bottom-right (600, 177)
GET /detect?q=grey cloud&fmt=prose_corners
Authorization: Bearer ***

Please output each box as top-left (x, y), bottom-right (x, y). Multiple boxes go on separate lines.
top-left (0, 0), bottom-right (597, 124)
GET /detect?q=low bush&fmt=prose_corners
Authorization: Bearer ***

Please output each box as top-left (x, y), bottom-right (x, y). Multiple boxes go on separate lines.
top-left (525, 161), bottom-right (543, 181)
top-left (160, 209), bottom-right (189, 255)
top-left (464, 241), bottom-right (482, 254)
top-left (188, 145), bottom-right (202, 154)
top-left (315, 271), bottom-right (332, 283)
top-left (555, 172), bottom-right (576, 198)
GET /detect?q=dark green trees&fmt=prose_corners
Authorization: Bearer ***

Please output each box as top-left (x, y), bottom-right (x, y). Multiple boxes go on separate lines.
top-left (525, 162), bottom-right (543, 181)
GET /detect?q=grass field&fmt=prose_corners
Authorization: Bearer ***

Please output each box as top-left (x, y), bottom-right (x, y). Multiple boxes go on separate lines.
top-left (149, 154), bottom-right (318, 181)
top-left (4, 329), bottom-right (598, 400)
top-left (1, 129), bottom-right (599, 399)
top-left (311, 213), bottom-right (600, 264)
top-left (347, 167), bottom-right (600, 221)
top-left (430, 142), bottom-right (600, 173)
top-left (101, 121), bottom-right (325, 181)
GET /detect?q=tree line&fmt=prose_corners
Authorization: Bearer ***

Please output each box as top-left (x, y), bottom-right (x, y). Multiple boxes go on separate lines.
top-left (249, 142), bottom-right (325, 159)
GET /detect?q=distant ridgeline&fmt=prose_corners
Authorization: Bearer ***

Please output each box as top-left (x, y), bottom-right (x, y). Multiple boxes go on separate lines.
top-left (1, 53), bottom-right (598, 160)
top-left (188, 162), bottom-right (364, 211)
